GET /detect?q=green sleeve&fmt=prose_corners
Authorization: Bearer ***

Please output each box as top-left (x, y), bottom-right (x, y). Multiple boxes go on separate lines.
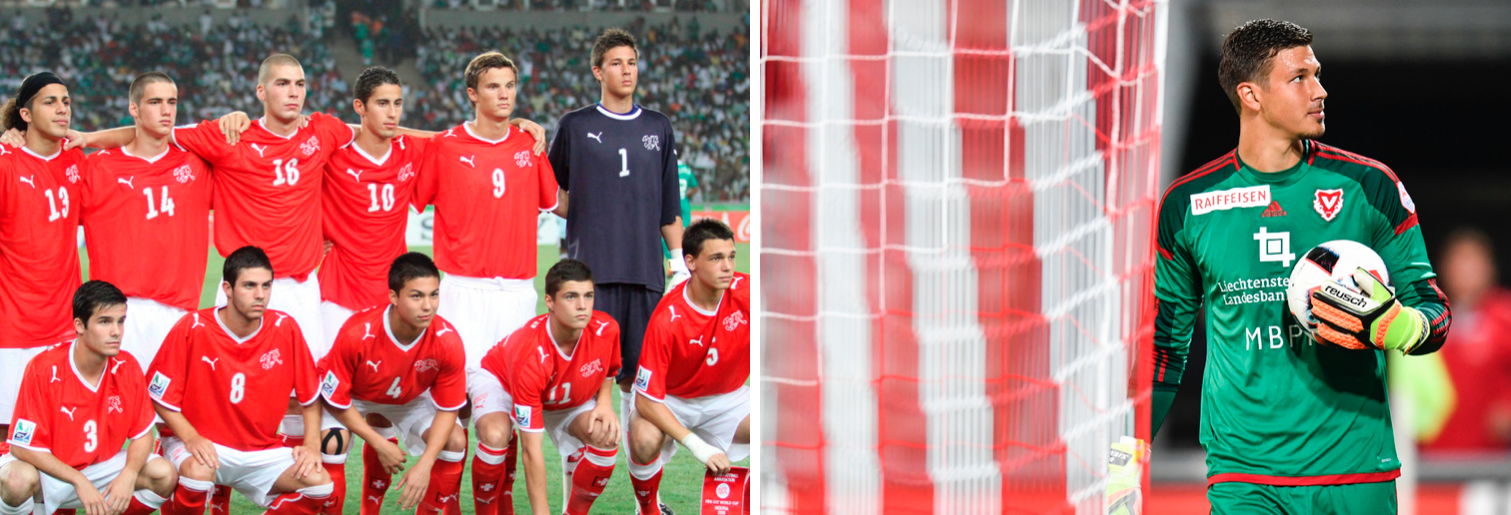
top-left (1152, 190), bottom-right (1202, 439)
top-left (1360, 175), bottom-right (1452, 354)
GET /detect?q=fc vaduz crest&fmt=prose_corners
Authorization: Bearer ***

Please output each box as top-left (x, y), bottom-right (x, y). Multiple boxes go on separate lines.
top-left (1313, 189), bottom-right (1343, 221)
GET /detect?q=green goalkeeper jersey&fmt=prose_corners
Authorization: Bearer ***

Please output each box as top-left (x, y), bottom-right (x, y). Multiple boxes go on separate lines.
top-left (1152, 140), bottom-right (1451, 486)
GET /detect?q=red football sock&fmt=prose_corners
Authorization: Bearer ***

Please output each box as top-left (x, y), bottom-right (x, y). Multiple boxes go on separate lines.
top-left (501, 436), bottom-right (518, 513)
top-left (359, 437), bottom-right (398, 515)
top-left (564, 446), bottom-right (617, 515)
top-left (320, 454), bottom-right (347, 515)
top-left (261, 489), bottom-right (330, 515)
top-left (628, 457), bottom-right (664, 515)
top-left (169, 478), bottom-right (213, 515)
top-left (208, 484), bottom-right (232, 515)
top-left (442, 431), bottom-right (468, 515)
top-left (122, 491), bottom-right (168, 515)
top-left (417, 450), bottom-right (465, 514)
top-left (471, 442), bottom-right (509, 515)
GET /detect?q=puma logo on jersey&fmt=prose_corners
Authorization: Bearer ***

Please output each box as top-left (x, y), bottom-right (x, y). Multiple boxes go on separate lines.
top-left (275, 313), bottom-right (289, 327)
top-left (59, 406), bottom-right (77, 421)
top-left (587, 132), bottom-right (602, 143)
top-left (117, 176), bottom-right (135, 189)
top-left (476, 496), bottom-right (495, 504)
top-left (459, 155), bottom-right (476, 168)
top-left (50, 366), bottom-right (61, 383)
top-left (436, 494), bottom-right (457, 503)
top-left (730, 276), bottom-right (745, 290)
top-left (537, 346), bottom-right (549, 364)
top-left (110, 359), bottom-right (125, 375)
top-left (443, 129), bottom-right (457, 138)
top-left (346, 168), bottom-right (363, 182)
top-left (17, 175), bottom-right (34, 188)
top-left (366, 361), bottom-right (381, 373)
top-left (250, 143), bottom-right (267, 157)
top-left (191, 313), bottom-right (206, 328)
top-left (668, 305), bottom-right (681, 323)
top-left (366, 496), bottom-right (381, 505)
top-left (202, 356), bottom-right (219, 370)
top-left (594, 320), bottom-right (610, 336)
top-left (362, 323), bottom-right (376, 340)
top-left (435, 323), bottom-right (453, 337)
top-left (0, 146), bottom-right (10, 156)
top-left (689, 337), bottom-right (704, 347)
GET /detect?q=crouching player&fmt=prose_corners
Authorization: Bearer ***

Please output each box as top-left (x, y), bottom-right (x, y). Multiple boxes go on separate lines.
top-left (148, 246), bottom-right (332, 515)
top-left (317, 253), bottom-right (468, 514)
top-left (0, 281), bottom-right (177, 515)
top-left (475, 259), bottom-right (622, 515)
top-left (629, 219), bottom-right (750, 514)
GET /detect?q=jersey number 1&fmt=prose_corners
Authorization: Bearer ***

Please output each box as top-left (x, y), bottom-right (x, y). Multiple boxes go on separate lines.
top-left (618, 148), bottom-right (630, 177)
top-left (545, 383), bottom-right (572, 406)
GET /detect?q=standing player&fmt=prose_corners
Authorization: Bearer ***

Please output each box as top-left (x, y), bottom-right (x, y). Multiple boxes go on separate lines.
top-left (1151, 20), bottom-right (1451, 513)
top-left (148, 246), bottom-right (333, 515)
top-left (0, 281), bottom-right (177, 515)
top-left (318, 253), bottom-right (467, 515)
top-left (474, 259), bottom-right (621, 515)
top-left (81, 72), bottom-right (212, 369)
top-left (548, 28), bottom-right (688, 438)
top-left (628, 219), bottom-right (749, 515)
top-left (0, 72), bottom-right (88, 443)
top-left (411, 50), bottom-right (562, 513)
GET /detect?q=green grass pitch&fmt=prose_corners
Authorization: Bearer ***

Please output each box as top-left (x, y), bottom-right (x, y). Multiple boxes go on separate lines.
top-left (80, 243), bottom-right (751, 514)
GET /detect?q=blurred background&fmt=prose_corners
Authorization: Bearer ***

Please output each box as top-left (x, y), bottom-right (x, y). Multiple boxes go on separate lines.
top-left (1155, 0), bottom-right (1511, 513)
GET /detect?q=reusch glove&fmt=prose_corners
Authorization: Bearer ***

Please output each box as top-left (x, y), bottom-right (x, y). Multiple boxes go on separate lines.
top-left (1310, 267), bottom-right (1429, 352)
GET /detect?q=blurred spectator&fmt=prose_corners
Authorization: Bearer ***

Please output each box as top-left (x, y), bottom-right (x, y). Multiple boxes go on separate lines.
top-left (413, 18), bottom-right (749, 201)
top-left (0, 10), bottom-right (344, 131)
top-left (1425, 227), bottom-right (1511, 451)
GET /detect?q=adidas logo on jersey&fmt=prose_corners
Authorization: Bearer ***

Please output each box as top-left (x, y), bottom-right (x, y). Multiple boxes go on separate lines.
top-left (1260, 200), bottom-right (1287, 218)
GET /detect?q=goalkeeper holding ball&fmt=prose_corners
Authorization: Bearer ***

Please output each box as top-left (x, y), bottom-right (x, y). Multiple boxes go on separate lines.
top-left (1152, 19), bottom-right (1452, 513)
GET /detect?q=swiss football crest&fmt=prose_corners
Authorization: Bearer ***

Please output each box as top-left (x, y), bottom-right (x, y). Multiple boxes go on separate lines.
top-left (300, 135), bottom-right (321, 156)
top-left (580, 359), bottom-right (604, 378)
top-left (173, 164), bottom-right (195, 183)
top-left (66, 164), bottom-right (80, 184)
top-left (723, 311), bottom-right (748, 332)
top-left (514, 150), bottom-right (531, 168)
top-left (398, 163), bottom-right (415, 182)
top-left (1313, 189), bottom-right (1343, 221)
top-left (642, 135), bottom-right (660, 151)
top-left (413, 359), bottom-right (439, 373)
top-left (107, 395), bottom-right (123, 414)
top-left (260, 349), bottom-right (283, 370)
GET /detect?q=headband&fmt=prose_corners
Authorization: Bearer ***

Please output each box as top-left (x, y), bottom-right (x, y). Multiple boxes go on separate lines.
top-left (16, 72), bottom-right (64, 108)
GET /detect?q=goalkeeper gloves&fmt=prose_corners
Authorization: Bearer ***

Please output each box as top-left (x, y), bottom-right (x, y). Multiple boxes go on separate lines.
top-left (668, 249), bottom-right (691, 291)
top-left (1310, 267), bottom-right (1430, 352)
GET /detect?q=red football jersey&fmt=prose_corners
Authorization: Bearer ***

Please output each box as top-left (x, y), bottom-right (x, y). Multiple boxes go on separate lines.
top-left (412, 123), bottom-right (558, 280)
top-left (635, 273), bottom-right (751, 401)
top-left (481, 312), bottom-right (621, 432)
top-left (319, 136), bottom-right (427, 310)
top-left (146, 308), bottom-right (320, 452)
top-left (0, 145), bottom-right (86, 348)
top-left (173, 114), bottom-right (353, 280)
top-left (82, 146), bottom-right (212, 311)
top-left (317, 305), bottom-right (466, 410)
top-left (7, 343), bottom-right (154, 469)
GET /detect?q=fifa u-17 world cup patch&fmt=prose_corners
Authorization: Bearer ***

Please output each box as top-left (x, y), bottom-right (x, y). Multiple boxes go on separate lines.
top-left (635, 366), bottom-right (653, 392)
top-left (10, 418), bottom-right (36, 446)
top-left (322, 371), bottom-right (340, 397)
top-left (148, 372), bottom-right (171, 398)
top-left (514, 405), bottom-right (532, 428)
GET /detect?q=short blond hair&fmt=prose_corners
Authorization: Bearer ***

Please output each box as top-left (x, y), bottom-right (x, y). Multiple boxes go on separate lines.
top-left (464, 51), bottom-right (519, 101)
top-left (258, 54), bottom-right (303, 86)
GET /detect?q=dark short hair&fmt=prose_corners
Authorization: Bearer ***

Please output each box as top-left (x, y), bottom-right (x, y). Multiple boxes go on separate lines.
top-left (1219, 19), bottom-right (1313, 115)
top-left (129, 72), bottom-right (175, 106)
top-left (223, 246), bottom-right (274, 285)
top-left (73, 280), bottom-right (126, 327)
top-left (684, 218), bottom-right (736, 259)
top-left (354, 66), bottom-right (402, 105)
top-left (545, 259), bottom-right (594, 297)
top-left (388, 252), bottom-right (440, 293)
top-left (464, 51), bottom-right (519, 104)
top-left (592, 28), bottom-right (638, 69)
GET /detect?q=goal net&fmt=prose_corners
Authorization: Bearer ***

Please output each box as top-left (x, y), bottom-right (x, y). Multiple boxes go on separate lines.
top-left (760, 0), bottom-right (1167, 513)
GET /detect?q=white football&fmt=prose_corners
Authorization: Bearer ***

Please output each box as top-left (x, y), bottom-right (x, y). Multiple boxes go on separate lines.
top-left (1286, 240), bottom-right (1391, 337)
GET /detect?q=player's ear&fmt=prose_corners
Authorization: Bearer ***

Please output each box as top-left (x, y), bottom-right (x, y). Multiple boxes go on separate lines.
top-left (353, 98), bottom-right (364, 117)
top-left (74, 317), bottom-right (86, 336)
top-left (389, 289), bottom-right (399, 306)
top-left (592, 66), bottom-right (603, 83)
top-left (1237, 82), bottom-right (1262, 113)
top-left (128, 102), bottom-right (139, 120)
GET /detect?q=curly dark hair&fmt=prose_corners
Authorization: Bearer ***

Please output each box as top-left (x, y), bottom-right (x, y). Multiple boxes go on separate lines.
top-left (354, 66), bottom-right (402, 105)
top-left (1219, 19), bottom-right (1313, 115)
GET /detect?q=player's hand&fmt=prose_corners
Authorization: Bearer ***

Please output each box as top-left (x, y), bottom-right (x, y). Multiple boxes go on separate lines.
top-left (102, 470), bottom-right (136, 515)
top-left (375, 439), bottom-right (408, 475)
top-left (323, 239), bottom-right (334, 255)
top-left (291, 444), bottom-right (321, 479)
top-left (515, 118), bottom-right (547, 155)
top-left (184, 434), bottom-right (220, 470)
top-left (218, 111), bottom-right (251, 144)
top-left (395, 461), bottom-right (432, 511)
top-left (705, 452), bottom-right (732, 475)
top-left (63, 129), bottom-right (89, 150)
top-left (586, 402), bottom-right (620, 448)
top-left (0, 128), bottom-right (23, 148)
top-left (74, 480), bottom-right (109, 515)
top-left (299, 114), bottom-right (311, 128)
top-left (667, 251), bottom-right (691, 292)
top-left (1310, 267), bottom-right (1429, 352)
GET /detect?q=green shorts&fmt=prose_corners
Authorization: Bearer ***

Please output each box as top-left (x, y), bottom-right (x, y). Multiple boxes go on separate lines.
top-left (1207, 481), bottom-right (1396, 515)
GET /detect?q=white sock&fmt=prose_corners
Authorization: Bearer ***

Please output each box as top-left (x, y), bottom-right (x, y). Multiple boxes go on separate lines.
top-left (437, 450), bottom-right (466, 463)
top-left (321, 452), bottom-right (347, 465)
top-left (178, 477), bottom-right (215, 493)
top-left (0, 496), bottom-right (31, 515)
top-left (296, 483), bottom-right (334, 498)
top-left (134, 489), bottom-right (169, 509)
top-left (620, 392), bottom-right (634, 447)
top-left (627, 455), bottom-right (663, 481)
